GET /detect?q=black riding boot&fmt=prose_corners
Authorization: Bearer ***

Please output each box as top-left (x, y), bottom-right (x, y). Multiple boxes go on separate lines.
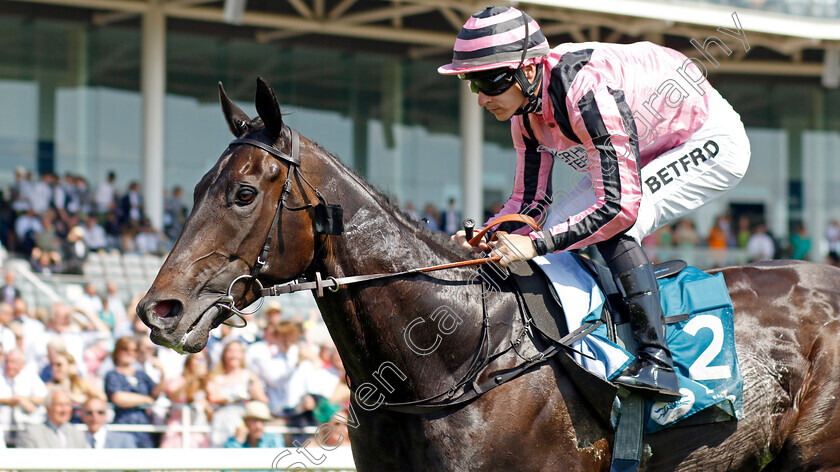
top-left (611, 264), bottom-right (681, 401)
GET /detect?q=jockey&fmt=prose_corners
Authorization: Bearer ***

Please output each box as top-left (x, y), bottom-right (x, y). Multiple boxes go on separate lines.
top-left (441, 6), bottom-right (750, 400)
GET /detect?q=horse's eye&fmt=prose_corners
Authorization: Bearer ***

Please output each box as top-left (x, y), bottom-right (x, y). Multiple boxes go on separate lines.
top-left (236, 187), bottom-right (256, 205)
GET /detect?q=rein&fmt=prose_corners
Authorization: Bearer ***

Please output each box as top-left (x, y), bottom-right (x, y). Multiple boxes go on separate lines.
top-left (213, 131), bottom-right (570, 414)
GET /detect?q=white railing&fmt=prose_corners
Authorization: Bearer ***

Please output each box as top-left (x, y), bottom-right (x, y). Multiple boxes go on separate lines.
top-left (1, 448), bottom-right (356, 471)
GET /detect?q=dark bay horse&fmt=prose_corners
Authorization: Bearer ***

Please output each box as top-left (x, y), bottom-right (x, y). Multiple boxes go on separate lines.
top-left (138, 78), bottom-right (840, 471)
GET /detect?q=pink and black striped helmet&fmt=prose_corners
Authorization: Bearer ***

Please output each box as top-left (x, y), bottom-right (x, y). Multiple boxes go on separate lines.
top-left (438, 6), bottom-right (550, 75)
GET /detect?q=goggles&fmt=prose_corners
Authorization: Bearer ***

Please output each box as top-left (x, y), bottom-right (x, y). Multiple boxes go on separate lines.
top-left (460, 69), bottom-right (517, 96)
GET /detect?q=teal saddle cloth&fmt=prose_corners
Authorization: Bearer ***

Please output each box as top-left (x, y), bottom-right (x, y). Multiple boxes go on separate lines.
top-left (533, 253), bottom-right (744, 432)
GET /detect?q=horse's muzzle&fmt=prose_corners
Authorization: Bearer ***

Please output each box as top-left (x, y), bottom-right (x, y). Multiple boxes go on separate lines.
top-left (137, 296), bottom-right (221, 353)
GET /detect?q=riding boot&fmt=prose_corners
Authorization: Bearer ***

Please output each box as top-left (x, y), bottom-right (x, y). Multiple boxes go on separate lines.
top-left (612, 264), bottom-right (682, 401)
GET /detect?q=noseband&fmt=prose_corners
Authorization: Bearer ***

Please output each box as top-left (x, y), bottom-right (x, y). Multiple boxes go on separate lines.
top-left (214, 126), bottom-right (344, 326)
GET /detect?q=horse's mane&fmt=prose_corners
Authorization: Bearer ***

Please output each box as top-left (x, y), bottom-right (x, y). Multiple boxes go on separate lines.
top-left (237, 116), bottom-right (473, 260)
top-left (307, 139), bottom-right (474, 260)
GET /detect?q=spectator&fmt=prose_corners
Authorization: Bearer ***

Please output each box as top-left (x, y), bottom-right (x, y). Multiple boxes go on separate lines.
top-left (81, 396), bottom-right (136, 448)
top-left (12, 298), bottom-right (47, 366)
top-left (17, 387), bottom-right (88, 448)
top-left (672, 220), bottom-right (700, 247)
top-left (0, 349), bottom-right (47, 445)
top-left (421, 203), bottom-right (441, 232)
top-left (45, 351), bottom-right (105, 416)
top-left (248, 321), bottom-right (301, 418)
top-left (789, 223), bottom-right (811, 260)
top-left (134, 218), bottom-right (166, 255)
top-left (0, 303), bottom-right (15, 354)
top-left (31, 250), bottom-right (61, 276)
top-left (160, 353), bottom-right (212, 448)
top-left (120, 181), bottom-right (144, 228)
top-left (208, 340), bottom-right (268, 447)
top-left (707, 215), bottom-right (730, 249)
top-left (82, 215), bottom-right (108, 252)
top-left (14, 209), bottom-right (42, 256)
top-left (827, 219), bottom-right (840, 259)
top-left (224, 400), bottom-right (284, 448)
top-left (736, 216), bottom-right (752, 248)
top-left (747, 223), bottom-right (775, 262)
top-left (95, 172), bottom-right (117, 221)
top-left (404, 201), bottom-right (419, 220)
top-left (104, 336), bottom-right (163, 448)
top-left (45, 303), bottom-right (110, 371)
top-left (440, 198), bottom-right (461, 235)
top-left (75, 283), bottom-right (104, 317)
top-left (29, 174), bottom-right (52, 216)
top-left (827, 251), bottom-right (840, 268)
top-left (163, 186), bottom-right (188, 242)
top-left (61, 226), bottom-right (88, 274)
top-left (75, 176), bottom-right (93, 217)
top-left (104, 283), bottom-right (128, 331)
top-left (1, 270), bottom-right (20, 306)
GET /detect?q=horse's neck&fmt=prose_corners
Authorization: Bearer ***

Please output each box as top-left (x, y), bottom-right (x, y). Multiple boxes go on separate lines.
top-left (314, 156), bottom-right (484, 397)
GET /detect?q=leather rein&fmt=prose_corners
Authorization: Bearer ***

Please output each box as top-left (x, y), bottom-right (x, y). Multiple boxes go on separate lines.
top-left (214, 127), bottom-right (573, 414)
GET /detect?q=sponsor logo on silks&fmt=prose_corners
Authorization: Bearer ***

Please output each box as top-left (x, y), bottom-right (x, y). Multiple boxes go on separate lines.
top-left (650, 388), bottom-right (695, 425)
top-left (537, 144), bottom-right (589, 172)
top-left (644, 140), bottom-right (719, 194)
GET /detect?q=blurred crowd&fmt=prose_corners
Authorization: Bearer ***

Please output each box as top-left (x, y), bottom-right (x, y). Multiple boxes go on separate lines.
top-left (0, 276), bottom-right (351, 451)
top-left (0, 168), bottom-right (188, 275)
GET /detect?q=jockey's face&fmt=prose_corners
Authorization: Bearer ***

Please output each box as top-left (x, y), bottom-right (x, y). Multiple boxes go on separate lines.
top-left (477, 63), bottom-right (537, 122)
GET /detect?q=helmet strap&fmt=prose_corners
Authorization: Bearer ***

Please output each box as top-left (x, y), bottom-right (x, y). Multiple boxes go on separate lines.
top-left (512, 62), bottom-right (543, 116)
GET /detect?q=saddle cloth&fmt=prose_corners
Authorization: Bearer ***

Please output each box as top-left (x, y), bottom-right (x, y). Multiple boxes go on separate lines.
top-left (532, 252), bottom-right (744, 432)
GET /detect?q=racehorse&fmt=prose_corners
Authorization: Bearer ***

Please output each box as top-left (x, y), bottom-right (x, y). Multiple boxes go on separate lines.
top-left (138, 78), bottom-right (840, 471)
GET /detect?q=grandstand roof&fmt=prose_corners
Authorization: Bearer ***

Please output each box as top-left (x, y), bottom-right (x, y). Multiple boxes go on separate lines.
top-left (3, 0), bottom-right (838, 81)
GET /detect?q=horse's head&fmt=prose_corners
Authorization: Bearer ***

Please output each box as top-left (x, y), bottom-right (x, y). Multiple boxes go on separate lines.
top-left (137, 78), bottom-right (323, 353)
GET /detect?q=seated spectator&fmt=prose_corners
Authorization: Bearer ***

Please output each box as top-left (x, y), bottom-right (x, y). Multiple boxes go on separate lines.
top-left (45, 303), bottom-right (110, 372)
top-left (0, 349), bottom-right (47, 445)
top-left (81, 396), bottom-right (135, 448)
top-left (224, 400), bottom-right (284, 448)
top-left (31, 212), bottom-right (63, 264)
top-left (134, 218), bottom-right (166, 255)
top-left (75, 283), bottom-right (104, 317)
top-left (208, 340), bottom-right (268, 447)
top-left (17, 387), bottom-right (88, 448)
top-left (1, 270), bottom-right (20, 306)
top-left (31, 250), bottom-right (61, 276)
top-left (160, 353), bottom-right (212, 448)
top-left (45, 351), bottom-right (105, 419)
top-left (104, 336), bottom-right (164, 448)
top-left (82, 215), bottom-right (108, 252)
top-left (13, 209), bottom-right (42, 256)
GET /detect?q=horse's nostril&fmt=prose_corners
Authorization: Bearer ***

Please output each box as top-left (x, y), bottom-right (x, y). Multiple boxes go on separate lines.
top-left (152, 300), bottom-right (182, 319)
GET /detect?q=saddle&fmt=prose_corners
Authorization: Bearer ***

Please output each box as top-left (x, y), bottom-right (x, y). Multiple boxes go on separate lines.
top-left (505, 255), bottom-right (687, 424)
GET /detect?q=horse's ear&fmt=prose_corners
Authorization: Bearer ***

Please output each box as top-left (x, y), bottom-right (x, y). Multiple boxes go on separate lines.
top-left (255, 77), bottom-right (283, 142)
top-left (218, 82), bottom-right (251, 138)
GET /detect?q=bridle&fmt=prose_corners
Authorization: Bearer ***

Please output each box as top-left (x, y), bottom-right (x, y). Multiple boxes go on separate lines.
top-left (204, 126), bottom-right (592, 414)
top-left (212, 125), bottom-right (344, 327)
top-left (212, 124), bottom-right (512, 327)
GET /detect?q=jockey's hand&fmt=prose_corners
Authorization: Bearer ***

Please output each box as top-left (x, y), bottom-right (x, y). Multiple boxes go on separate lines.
top-left (489, 234), bottom-right (537, 268)
top-left (451, 230), bottom-right (491, 253)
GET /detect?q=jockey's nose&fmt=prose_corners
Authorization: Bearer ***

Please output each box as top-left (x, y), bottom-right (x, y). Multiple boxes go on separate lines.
top-left (477, 92), bottom-right (491, 107)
